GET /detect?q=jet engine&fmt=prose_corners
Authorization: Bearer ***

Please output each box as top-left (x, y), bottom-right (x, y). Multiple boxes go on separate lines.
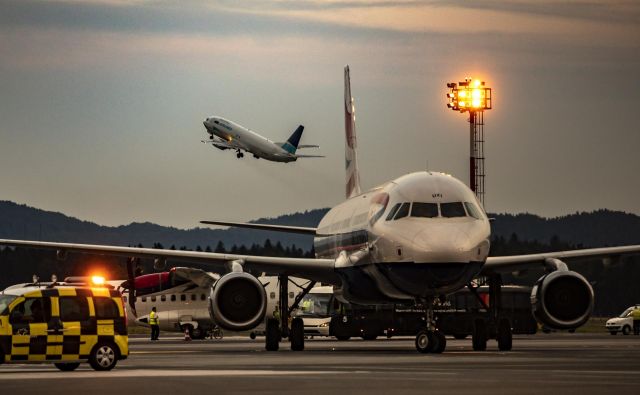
top-left (531, 269), bottom-right (593, 330)
top-left (208, 272), bottom-right (267, 331)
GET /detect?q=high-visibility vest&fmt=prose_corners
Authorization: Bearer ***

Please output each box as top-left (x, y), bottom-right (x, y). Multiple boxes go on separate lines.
top-left (632, 308), bottom-right (640, 320)
top-left (149, 311), bottom-right (159, 325)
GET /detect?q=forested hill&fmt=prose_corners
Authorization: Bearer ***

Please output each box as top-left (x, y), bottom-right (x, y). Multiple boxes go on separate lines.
top-left (0, 200), bottom-right (327, 250)
top-left (2, 200), bottom-right (640, 250)
top-left (490, 210), bottom-right (640, 247)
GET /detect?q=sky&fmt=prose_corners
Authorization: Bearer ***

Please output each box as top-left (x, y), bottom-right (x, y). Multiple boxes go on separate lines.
top-left (1, 0), bottom-right (639, 228)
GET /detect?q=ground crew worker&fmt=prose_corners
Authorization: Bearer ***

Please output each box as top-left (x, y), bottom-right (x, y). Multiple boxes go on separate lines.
top-left (632, 306), bottom-right (640, 335)
top-left (150, 306), bottom-right (160, 341)
top-left (273, 305), bottom-right (281, 327)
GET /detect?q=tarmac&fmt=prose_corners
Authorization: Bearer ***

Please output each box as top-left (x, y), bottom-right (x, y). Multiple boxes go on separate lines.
top-left (1, 333), bottom-right (639, 394)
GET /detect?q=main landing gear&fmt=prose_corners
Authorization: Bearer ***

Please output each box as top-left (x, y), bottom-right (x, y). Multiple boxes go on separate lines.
top-left (414, 298), bottom-right (446, 354)
top-left (236, 150), bottom-right (244, 158)
top-left (265, 275), bottom-right (316, 352)
top-left (468, 274), bottom-right (513, 352)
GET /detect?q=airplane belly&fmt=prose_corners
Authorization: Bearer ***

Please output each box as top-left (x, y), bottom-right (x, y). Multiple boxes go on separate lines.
top-left (335, 261), bottom-right (484, 303)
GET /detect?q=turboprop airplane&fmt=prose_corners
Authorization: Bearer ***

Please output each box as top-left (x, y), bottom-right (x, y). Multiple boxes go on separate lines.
top-left (3, 65), bottom-right (640, 354)
top-left (202, 116), bottom-right (323, 162)
top-left (112, 268), bottom-right (306, 339)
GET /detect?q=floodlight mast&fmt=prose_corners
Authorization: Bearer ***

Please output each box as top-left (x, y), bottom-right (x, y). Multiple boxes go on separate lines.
top-left (446, 78), bottom-right (492, 206)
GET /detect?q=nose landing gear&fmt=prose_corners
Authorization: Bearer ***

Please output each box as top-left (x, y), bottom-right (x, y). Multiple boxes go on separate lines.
top-left (414, 298), bottom-right (446, 354)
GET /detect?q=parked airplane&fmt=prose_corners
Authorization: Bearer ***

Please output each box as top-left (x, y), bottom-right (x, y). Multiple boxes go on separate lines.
top-left (202, 116), bottom-right (323, 162)
top-left (3, 66), bottom-right (640, 354)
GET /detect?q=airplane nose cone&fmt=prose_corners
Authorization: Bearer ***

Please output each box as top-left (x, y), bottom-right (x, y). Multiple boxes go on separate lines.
top-left (412, 227), bottom-right (471, 261)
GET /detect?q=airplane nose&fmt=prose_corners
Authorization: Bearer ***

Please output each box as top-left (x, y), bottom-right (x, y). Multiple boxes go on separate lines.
top-left (412, 227), bottom-right (471, 261)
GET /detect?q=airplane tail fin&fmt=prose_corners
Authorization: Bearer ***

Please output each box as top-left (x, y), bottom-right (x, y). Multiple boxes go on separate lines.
top-left (344, 65), bottom-right (362, 199)
top-left (280, 125), bottom-right (304, 154)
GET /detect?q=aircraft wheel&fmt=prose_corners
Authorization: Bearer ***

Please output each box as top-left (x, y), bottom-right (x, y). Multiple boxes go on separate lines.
top-left (265, 318), bottom-right (280, 351)
top-left (335, 335), bottom-right (351, 341)
top-left (415, 330), bottom-right (434, 353)
top-left (190, 327), bottom-right (206, 340)
top-left (497, 319), bottom-right (512, 351)
top-left (55, 362), bottom-right (80, 371)
top-left (290, 317), bottom-right (305, 351)
top-left (472, 319), bottom-right (487, 351)
top-left (432, 331), bottom-right (446, 354)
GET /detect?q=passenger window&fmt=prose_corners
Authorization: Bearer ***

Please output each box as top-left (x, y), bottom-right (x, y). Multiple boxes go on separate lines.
top-left (386, 203), bottom-right (401, 221)
top-left (464, 202), bottom-right (482, 219)
top-left (142, 296), bottom-right (147, 302)
top-left (151, 296), bottom-right (156, 302)
top-left (161, 295), bottom-right (166, 302)
top-left (289, 292), bottom-right (294, 299)
top-left (440, 202), bottom-right (466, 218)
top-left (201, 294), bottom-right (206, 301)
top-left (10, 298), bottom-right (51, 324)
top-left (171, 295), bottom-right (176, 302)
top-left (123, 296), bottom-right (127, 303)
top-left (393, 203), bottom-right (410, 220)
top-left (60, 297), bottom-right (89, 322)
top-left (191, 294), bottom-right (197, 301)
top-left (180, 294), bottom-right (186, 302)
top-left (270, 292), bottom-right (276, 299)
top-left (411, 203), bottom-right (439, 218)
top-left (94, 297), bottom-right (119, 319)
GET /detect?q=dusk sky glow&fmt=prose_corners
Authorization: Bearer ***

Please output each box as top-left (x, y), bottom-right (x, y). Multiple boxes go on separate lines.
top-left (1, 0), bottom-right (639, 228)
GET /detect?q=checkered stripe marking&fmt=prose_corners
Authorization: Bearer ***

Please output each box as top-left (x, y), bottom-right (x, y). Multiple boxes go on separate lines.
top-left (1, 287), bottom-right (127, 362)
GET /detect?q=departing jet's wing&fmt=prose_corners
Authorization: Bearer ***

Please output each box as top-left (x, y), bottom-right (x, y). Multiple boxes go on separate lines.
top-left (201, 139), bottom-right (241, 150)
top-left (200, 220), bottom-right (317, 235)
top-left (482, 245), bottom-right (640, 274)
top-left (0, 239), bottom-right (338, 284)
top-left (293, 154), bottom-right (325, 158)
top-left (297, 145), bottom-right (320, 149)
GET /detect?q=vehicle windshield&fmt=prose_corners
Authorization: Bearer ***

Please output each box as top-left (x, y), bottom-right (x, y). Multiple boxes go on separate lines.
top-left (0, 295), bottom-right (17, 315)
top-left (297, 293), bottom-right (331, 317)
top-left (619, 308), bottom-right (634, 318)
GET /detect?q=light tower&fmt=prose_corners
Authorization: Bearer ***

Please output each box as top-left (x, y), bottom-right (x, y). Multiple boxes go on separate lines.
top-left (446, 78), bottom-right (492, 205)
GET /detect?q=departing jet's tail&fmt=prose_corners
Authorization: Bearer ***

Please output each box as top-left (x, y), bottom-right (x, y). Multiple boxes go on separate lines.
top-left (344, 65), bottom-right (362, 199)
top-left (280, 125), bottom-right (305, 154)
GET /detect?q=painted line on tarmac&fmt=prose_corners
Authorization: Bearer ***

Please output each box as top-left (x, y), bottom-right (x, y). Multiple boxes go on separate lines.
top-left (0, 369), bottom-right (364, 380)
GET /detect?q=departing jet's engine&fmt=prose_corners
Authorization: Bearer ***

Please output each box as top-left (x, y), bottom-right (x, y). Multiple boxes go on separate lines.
top-left (208, 272), bottom-right (267, 331)
top-left (531, 270), bottom-right (594, 330)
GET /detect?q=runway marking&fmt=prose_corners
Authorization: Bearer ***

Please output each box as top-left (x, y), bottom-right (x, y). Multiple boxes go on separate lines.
top-left (0, 369), bottom-right (360, 380)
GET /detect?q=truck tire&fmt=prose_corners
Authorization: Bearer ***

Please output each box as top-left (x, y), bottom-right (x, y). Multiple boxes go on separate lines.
top-left (622, 325), bottom-right (631, 335)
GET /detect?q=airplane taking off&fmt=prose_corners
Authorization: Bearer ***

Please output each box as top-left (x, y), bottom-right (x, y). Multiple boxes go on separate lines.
top-left (202, 116), bottom-right (323, 162)
top-left (3, 66), bottom-right (640, 354)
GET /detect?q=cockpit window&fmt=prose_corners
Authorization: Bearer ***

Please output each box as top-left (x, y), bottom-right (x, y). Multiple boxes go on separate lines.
top-left (440, 202), bottom-right (466, 218)
top-left (411, 203), bottom-right (439, 218)
top-left (386, 203), bottom-right (401, 221)
top-left (464, 202), bottom-right (482, 219)
top-left (393, 202), bottom-right (410, 220)
top-left (214, 120), bottom-right (219, 124)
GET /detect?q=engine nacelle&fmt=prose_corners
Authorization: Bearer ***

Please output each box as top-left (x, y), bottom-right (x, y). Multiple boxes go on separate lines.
top-left (208, 272), bottom-right (266, 331)
top-left (531, 270), bottom-right (594, 330)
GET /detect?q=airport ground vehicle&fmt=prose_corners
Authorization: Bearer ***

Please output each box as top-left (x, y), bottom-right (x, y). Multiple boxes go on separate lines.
top-left (606, 305), bottom-right (640, 335)
top-left (0, 277), bottom-right (128, 371)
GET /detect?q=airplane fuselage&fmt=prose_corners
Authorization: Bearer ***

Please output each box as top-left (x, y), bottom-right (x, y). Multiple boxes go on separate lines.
top-left (313, 171), bottom-right (491, 304)
top-left (203, 116), bottom-right (298, 162)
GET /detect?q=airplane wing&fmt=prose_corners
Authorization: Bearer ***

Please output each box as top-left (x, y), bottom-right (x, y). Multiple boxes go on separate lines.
top-left (0, 239), bottom-right (338, 284)
top-left (482, 245), bottom-right (640, 274)
top-left (200, 220), bottom-right (317, 235)
top-left (297, 145), bottom-right (320, 149)
top-left (201, 139), bottom-right (242, 150)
